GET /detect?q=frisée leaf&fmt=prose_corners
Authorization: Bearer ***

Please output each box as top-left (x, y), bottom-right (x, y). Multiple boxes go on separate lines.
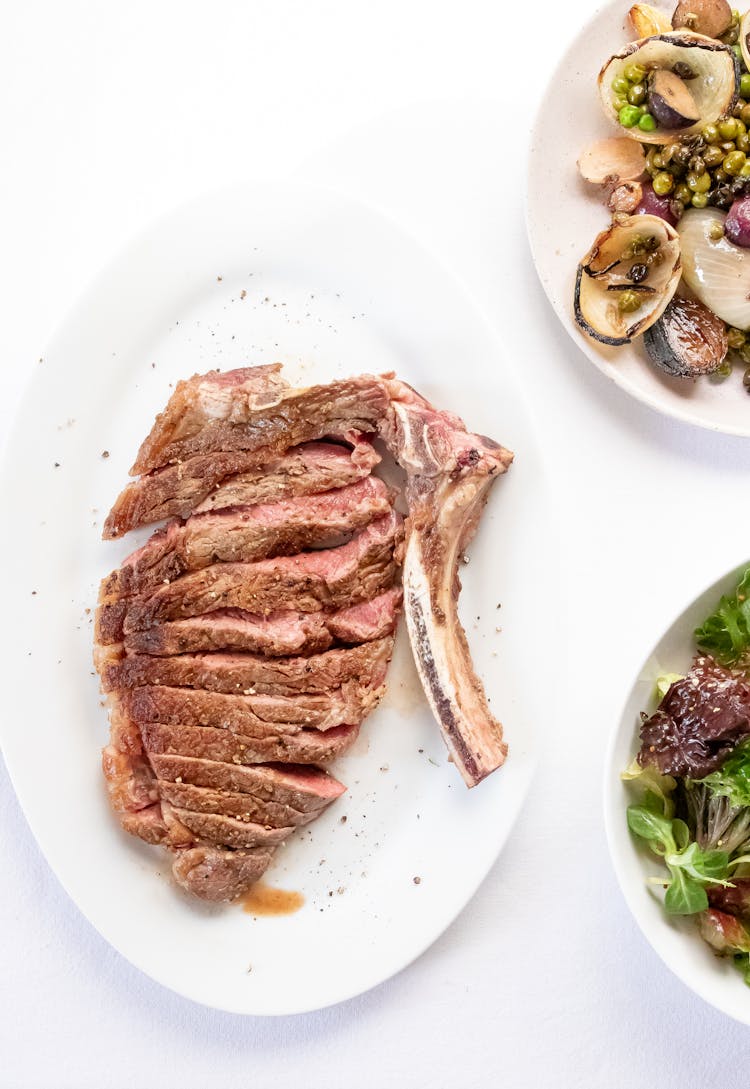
top-left (694, 569), bottom-right (750, 665)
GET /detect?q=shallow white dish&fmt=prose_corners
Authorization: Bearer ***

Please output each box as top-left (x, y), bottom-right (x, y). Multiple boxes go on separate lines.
top-left (527, 0), bottom-right (750, 437)
top-left (0, 180), bottom-right (554, 1015)
top-left (605, 561), bottom-right (750, 1024)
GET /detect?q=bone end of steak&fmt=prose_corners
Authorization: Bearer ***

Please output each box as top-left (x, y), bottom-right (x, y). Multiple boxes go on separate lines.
top-left (130, 364), bottom-right (289, 476)
top-left (385, 382), bottom-right (513, 787)
top-left (172, 845), bottom-right (274, 902)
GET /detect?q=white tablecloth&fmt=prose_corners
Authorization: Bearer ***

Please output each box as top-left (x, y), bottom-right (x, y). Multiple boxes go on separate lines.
top-left (4, 2), bottom-right (750, 1085)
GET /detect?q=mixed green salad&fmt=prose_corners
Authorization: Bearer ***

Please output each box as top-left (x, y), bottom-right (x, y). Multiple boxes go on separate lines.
top-left (626, 567), bottom-right (750, 982)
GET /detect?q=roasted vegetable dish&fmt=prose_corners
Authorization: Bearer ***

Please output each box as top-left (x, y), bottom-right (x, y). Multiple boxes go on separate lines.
top-left (626, 567), bottom-right (750, 983)
top-left (576, 1), bottom-right (750, 385)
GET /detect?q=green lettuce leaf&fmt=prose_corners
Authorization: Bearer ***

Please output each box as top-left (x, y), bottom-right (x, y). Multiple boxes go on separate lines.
top-left (700, 739), bottom-right (750, 809)
top-left (694, 568), bottom-right (750, 665)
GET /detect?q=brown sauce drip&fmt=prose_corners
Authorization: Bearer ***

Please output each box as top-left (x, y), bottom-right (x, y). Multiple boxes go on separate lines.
top-left (239, 883), bottom-right (304, 916)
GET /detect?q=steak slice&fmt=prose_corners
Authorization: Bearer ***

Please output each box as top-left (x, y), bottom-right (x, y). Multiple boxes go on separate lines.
top-left (100, 638), bottom-right (393, 696)
top-left (124, 681), bottom-right (382, 733)
top-left (157, 781), bottom-right (317, 827)
top-left (130, 365), bottom-right (390, 475)
top-left (168, 808), bottom-right (293, 849)
top-left (148, 754), bottom-right (346, 812)
top-left (104, 440), bottom-right (380, 539)
top-left (141, 720), bottom-right (359, 765)
top-left (120, 805), bottom-right (169, 845)
top-left (172, 845), bottom-right (274, 902)
top-left (96, 511), bottom-right (404, 643)
top-left (120, 588), bottom-right (402, 657)
top-left (380, 378), bottom-right (514, 787)
top-left (101, 744), bottom-right (158, 813)
top-left (103, 476), bottom-right (393, 596)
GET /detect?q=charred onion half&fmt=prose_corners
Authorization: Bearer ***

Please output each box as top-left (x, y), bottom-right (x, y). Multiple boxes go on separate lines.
top-left (575, 213), bottom-right (682, 345)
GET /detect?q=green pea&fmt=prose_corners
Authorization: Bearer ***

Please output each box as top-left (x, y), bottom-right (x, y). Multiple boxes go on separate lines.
top-left (674, 183), bottom-right (693, 203)
top-left (704, 145), bottom-right (726, 167)
top-left (652, 171), bottom-right (674, 195)
top-left (728, 327), bottom-right (746, 349)
top-left (736, 119), bottom-right (748, 135)
top-left (738, 132), bottom-right (750, 152)
top-left (703, 123), bottom-right (721, 144)
top-left (741, 343), bottom-right (750, 364)
top-left (720, 118), bottom-right (739, 139)
top-left (741, 104), bottom-right (750, 125)
top-left (687, 170), bottom-right (712, 192)
top-left (628, 83), bottom-right (647, 106)
top-left (624, 63), bottom-right (647, 83)
top-left (691, 191), bottom-right (710, 207)
top-left (613, 97), bottom-right (629, 112)
top-left (712, 360), bottom-right (733, 380)
top-left (709, 221), bottom-right (725, 240)
top-left (638, 112), bottom-right (657, 132)
top-left (724, 150), bottom-right (747, 174)
top-left (619, 104), bottom-right (643, 128)
top-left (618, 290), bottom-right (642, 314)
top-left (741, 161), bottom-right (750, 176)
top-left (612, 76), bottom-right (630, 95)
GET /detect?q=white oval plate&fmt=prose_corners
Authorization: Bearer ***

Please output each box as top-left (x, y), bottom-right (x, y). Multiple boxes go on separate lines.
top-left (605, 561), bottom-right (750, 1024)
top-left (0, 180), bottom-right (554, 1015)
top-left (527, 0), bottom-right (750, 436)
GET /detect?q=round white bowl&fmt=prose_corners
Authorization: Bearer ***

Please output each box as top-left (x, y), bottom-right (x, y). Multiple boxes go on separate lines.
top-left (605, 561), bottom-right (750, 1024)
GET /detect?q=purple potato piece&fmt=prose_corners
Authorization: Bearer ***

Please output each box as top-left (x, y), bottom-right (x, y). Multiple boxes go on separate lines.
top-left (648, 70), bottom-right (700, 129)
top-left (726, 197), bottom-right (750, 247)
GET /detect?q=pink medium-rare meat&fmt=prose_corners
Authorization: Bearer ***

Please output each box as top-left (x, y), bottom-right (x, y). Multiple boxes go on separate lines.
top-left (172, 846), bottom-right (274, 902)
top-left (148, 755), bottom-right (346, 812)
top-left (157, 781), bottom-right (320, 827)
top-left (380, 378), bottom-right (514, 787)
top-left (104, 440), bottom-right (380, 539)
top-left (101, 744), bottom-right (158, 813)
top-left (100, 638), bottom-right (393, 696)
top-left (130, 365), bottom-right (390, 475)
top-left (95, 511), bottom-right (404, 644)
top-left (140, 720), bottom-right (359, 766)
top-left (123, 679), bottom-right (383, 734)
top-left (103, 477), bottom-right (394, 596)
top-left (120, 589), bottom-right (402, 657)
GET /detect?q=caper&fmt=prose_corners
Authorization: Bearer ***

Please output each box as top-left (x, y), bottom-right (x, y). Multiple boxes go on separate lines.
top-left (709, 221), bottom-right (725, 240)
top-left (728, 327), bottom-right (746, 349)
top-left (672, 61), bottom-right (696, 80)
top-left (628, 262), bottom-right (648, 283)
top-left (715, 168), bottom-right (729, 183)
top-left (692, 191), bottom-right (709, 207)
top-left (724, 150), bottom-right (747, 175)
top-left (612, 76), bottom-right (630, 95)
top-left (741, 104), bottom-right (750, 126)
top-left (720, 118), bottom-right (739, 139)
top-left (624, 63), bottom-right (647, 83)
top-left (725, 25), bottom-right (740, 44)
top-left (669, 199), bottom-right (685, 220)
top-left (704, 145), bottom-right (726, 168)
top-left (672, 144), bottom-right (692, 168)
top-left (687, 170), bottom-right (712, 192)
top-left (617, 290), bottom-right (642, 314)
top-left (703, 123), bottom-right (721, 144)
top-left (628, 82), bottom-right (647, 106)
top-left (741, 343), bottom-right (750, 364)
top-left (652, 152), bottom-right (665, 169)
top-left (712, 360), bottom-right (733, 380)
top-left (674, 182), bottom-right (693, 204)
top-left (721, 140), bottom-right (737, 152)
top-left (688, 155), bottom-right (706, 175)
top-left (653, 171), bottom-right (674, 195)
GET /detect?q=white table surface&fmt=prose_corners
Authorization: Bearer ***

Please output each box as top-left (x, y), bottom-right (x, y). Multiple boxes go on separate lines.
top-left (4, 1), bottom-right (750, 1085)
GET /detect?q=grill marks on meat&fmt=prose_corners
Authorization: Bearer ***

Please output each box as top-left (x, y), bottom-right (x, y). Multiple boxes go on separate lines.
top-left (103, 477), bottom-right (393, 596)
top-left (104, 441), bottom-right (380, 539)
top-left (96, 511), bottom-right (404, 644)
top-left (130, 365), bottom-right (390, 475)
top-left (382, 378), bottom-right (514, 787)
